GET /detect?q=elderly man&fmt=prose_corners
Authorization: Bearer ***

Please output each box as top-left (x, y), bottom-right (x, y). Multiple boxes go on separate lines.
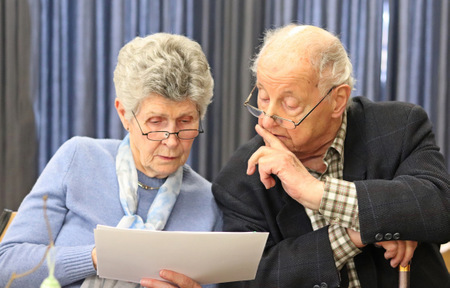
top-left (213, 24), bottom-right (450, 287)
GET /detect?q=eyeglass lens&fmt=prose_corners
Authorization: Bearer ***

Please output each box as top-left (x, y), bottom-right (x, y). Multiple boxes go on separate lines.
top-left (244, 85), bottom-right (333, 130)
top-left (146, 130), bottom-right (200, 141)
top-left (246, 105), bottom-right (295, 129)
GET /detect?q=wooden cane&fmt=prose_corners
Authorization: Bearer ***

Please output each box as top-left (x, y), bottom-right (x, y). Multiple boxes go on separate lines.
top-left (398, 263), bottom-right (410, 288)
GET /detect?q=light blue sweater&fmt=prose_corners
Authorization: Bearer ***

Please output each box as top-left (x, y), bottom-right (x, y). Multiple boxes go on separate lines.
top-left (0, 137), bottom-right (221, 288)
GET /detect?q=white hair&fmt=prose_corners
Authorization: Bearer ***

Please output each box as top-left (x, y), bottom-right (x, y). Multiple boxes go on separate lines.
top-left (251, 24), bottom-right (354, 96)
top-left (114, 33), bottom-right (214, 120)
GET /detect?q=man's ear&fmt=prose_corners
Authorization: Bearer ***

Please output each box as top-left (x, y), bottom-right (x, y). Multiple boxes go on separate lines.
top-left (331, 84), bottom-right (351, 118)
top-left (115, 98), bottom-right (130, 131)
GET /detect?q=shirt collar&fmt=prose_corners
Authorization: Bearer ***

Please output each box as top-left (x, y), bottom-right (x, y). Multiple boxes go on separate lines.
top-left (307, 111), bottom-right (347, 176)
top-left (328, 110), bottom-right (347, 159)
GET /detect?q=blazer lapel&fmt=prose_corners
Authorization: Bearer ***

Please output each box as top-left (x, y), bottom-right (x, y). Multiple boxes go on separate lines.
top-left (344, 105), bottom-right (367, 181)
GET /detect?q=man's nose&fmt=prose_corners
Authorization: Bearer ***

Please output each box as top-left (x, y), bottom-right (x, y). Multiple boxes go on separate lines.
top-left (260, 106), bottom-right (280, 129)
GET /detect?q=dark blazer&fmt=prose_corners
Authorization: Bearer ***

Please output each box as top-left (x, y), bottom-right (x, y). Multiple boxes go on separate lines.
top-left (213, 97), bottom-right (450, 288)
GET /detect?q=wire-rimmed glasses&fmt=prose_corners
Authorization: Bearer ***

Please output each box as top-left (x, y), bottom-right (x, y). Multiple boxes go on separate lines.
top-left (132, 111), bottom-right (204, 141)
top-left (244, 85), bottom-right (336, 129)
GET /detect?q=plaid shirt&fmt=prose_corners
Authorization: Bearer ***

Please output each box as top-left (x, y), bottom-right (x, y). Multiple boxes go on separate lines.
top-left (305, 112), bottom-right (362, 287)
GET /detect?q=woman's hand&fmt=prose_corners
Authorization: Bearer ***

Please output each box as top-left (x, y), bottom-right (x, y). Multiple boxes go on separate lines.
top-left (91, 247), bottom-right (97, 270)
top-left (140, 270), bottom-right (201, 288)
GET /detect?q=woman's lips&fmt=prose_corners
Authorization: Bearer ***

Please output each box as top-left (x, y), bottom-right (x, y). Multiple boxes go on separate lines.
top-left (158, 155), bottom-right (177, 161)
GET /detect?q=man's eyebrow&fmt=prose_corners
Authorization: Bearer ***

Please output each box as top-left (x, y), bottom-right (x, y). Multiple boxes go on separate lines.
top-left (280, 90), bottom-right (294, 95)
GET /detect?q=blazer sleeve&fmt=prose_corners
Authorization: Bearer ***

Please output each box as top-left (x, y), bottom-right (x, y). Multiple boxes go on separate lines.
top-left (348, 99), bottom-right (450, 244)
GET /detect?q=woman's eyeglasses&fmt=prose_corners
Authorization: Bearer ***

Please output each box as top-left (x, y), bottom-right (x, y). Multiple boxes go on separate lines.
top-left (132, 111), bottom-right (204, 141)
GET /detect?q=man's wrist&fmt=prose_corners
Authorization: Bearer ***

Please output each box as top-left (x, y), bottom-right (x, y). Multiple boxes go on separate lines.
top-left (320, 177), bottom-right (359, 230)
top-left (329, 225), bottom-right (362, 270)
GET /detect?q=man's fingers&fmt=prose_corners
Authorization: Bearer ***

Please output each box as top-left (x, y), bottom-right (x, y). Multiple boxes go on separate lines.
top-left (255, 124), bottom-right (288, 150)
top-left (389, 241), bottom-right (405, 268)
top-left (259, 170), bottom-right (276, 189)
top-left (401, 241), bottom-right (417, 267)
top-left (247, 148), bottom-right (277, 188)
top-left (247, 147), bottom-right (264, 175)
top-left (247, 149), bottom-right (260, 175)
top-left (378, 240), bottom-right (417, 268)
top-left (248, 124), bottom-right (288, 176)
top-left (380, 241), bottom-right (397, 260)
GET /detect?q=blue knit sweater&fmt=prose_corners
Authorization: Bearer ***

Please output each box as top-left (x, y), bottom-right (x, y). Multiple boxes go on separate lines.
top-left (0, 137), bottom-right (221, 288)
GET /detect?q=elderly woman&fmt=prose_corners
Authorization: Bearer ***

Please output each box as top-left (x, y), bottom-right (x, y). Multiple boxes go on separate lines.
top-left (0, 33), bottom-right (221, 288)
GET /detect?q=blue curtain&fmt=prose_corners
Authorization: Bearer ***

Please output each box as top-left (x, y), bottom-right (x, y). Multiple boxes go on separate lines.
top-left (1, 0), bottom-right (448, 210)
top-left (30, 0), bottom-right (201, 170)
top-left (386, 0), bottom-right (450, 159)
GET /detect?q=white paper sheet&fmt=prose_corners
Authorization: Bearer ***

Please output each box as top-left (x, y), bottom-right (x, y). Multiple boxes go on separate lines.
top-left (94, 225), bottom-right (268, 284)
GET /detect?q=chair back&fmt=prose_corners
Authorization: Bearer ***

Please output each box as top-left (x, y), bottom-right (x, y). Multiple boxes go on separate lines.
top-left (0, 209), bottom-right (17, 242)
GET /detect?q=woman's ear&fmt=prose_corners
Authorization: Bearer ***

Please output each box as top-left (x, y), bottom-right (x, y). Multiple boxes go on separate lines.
top-left (331, 84), bottom-right (351, 118)
top-left (115, 98), bottom-right (130, 131)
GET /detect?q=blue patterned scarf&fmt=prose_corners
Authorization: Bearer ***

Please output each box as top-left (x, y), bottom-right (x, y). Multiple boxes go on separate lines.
top-left (82, 134), bottom-right (183, 288)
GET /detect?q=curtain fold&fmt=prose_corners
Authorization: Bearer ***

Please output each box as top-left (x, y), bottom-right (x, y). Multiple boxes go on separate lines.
top-left (387, 0), bottom-right (449, 161)
top-left (0, 0), bottom-right (36, 211)
top-left (1, 0), bottom-right (449, 210)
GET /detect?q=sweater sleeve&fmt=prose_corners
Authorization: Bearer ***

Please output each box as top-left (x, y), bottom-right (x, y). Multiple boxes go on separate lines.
top-left (0, 138), bottom-right (97, 287)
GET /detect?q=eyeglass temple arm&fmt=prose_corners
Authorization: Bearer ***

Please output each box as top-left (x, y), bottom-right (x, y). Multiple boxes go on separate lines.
top-left (293, 86), bottom-right (335, 127)
top-left (244, 85), bottom-right (257, 105)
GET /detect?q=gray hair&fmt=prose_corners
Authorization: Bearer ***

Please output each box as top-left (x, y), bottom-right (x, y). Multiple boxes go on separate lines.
top-left (114, 33), bottom-right (214, 120)
top-left (250, 24), bottom-right (354, 96)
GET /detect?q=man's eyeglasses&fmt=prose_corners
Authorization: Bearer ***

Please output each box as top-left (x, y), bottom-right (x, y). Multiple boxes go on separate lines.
top-left (243, 85), bottom-right (336, 130)
top-left (132, 111), bottom-right (204, 141)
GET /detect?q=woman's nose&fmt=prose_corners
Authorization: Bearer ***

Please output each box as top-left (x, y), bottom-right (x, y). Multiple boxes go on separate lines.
top-left (161, 123), bottom-right (180, 146)
top-left (161, 132), bottom-right (180, 147)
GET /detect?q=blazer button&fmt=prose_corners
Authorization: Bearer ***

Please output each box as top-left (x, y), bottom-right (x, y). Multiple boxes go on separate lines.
top-left (375, 233), bottom-right (383, 241)
top-left (320, 282), bottom-right (328, 288)
top-left (313, 285), bottom-right (320, 288)
top-left (393, 232), bottom-right (400, 240)
top-left (384, 233), bottom-right (393, 240)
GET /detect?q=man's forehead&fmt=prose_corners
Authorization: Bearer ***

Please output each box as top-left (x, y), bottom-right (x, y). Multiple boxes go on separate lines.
top-left (257, 58), bottom-right (317, 86)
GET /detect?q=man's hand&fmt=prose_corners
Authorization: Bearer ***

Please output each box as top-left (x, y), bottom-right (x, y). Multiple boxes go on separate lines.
top-left (140, 270), bottom-right (201, 288)
top-left (346, 228), bottom-right (417, 267)
top-left (375, 240), bottom-right (417, 268)
top-left (247, 124), bottom-right (324, 210)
